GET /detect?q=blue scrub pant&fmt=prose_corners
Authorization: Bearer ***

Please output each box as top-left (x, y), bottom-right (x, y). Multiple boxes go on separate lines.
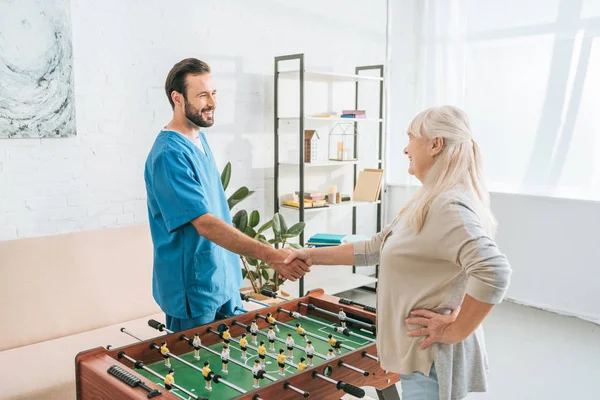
top-left (400, 363), bottom-right (439, 400)
top-left (165, 296), bottom-right (245, 332)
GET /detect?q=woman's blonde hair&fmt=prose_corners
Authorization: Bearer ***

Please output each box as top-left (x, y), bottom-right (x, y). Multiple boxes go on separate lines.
top-left (398, 105), bottom-right (497, 235)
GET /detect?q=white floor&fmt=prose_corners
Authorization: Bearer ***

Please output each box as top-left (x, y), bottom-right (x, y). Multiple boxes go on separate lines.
top-left (337, 288), bottom-right (600, 400)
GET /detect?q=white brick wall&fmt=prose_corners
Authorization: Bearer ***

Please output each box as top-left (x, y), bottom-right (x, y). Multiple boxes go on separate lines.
top-left (0, 0), bottom-right (386, 241)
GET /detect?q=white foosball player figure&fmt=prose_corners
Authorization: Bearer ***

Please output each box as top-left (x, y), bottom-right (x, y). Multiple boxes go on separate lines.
top-left (267, 326), bottom-right (277, 351)
top-left (339, 308), bottom-right (347, 328)
top-left (192, 333), bottom-right (202, 360)
top-left (285, 333), bottom-right (295, 359)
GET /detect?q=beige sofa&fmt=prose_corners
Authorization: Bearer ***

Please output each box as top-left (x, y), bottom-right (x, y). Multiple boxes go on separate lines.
top-left (0, 224), bottom-right (166, 399)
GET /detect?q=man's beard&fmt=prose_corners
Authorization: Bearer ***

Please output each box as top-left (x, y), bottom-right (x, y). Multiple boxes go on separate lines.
top-left (184, 100), bottom-right (214, 128)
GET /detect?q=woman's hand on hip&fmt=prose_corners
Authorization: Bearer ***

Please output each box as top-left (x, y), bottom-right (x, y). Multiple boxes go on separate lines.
top-left (405, 306), bottom-right (462, 350)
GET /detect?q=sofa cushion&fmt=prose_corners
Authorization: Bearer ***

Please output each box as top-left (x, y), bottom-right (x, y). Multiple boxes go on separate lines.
top-left (0, 224), bottom-right (159, 351)
top-left (0, 311), bottom-right (165, 400)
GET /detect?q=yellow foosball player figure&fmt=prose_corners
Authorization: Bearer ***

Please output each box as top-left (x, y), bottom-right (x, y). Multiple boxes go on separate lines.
top-left (202, 361), bottom-right (213, 391)
top-left (221, 325), bottom-right (231, 345)
top-left (239, 333), bottom-right (248, 360)
top-left (250, 320), bottom-right (259, 344)
top-left (285, 333), bottom-right (295, 359)
top-left (257, 341), bottom-right (267, 369)
top-left (267, 326), bottom-right (276, 351)
top-left (160, 341), bottom-right (171, 368)
top-left (305, 341), bottom-right (315, 366)
top-left (326, 348), bottom-right (335, 360)
top-left (295, 322), bottom-right (308, 342)
top-left (164, 369), bottom-right (175, 391)
top-left (252, 359), bottom-right (262, 388)
top-left (192, 333), bottom-right (202, 361)
top-left (266, 312), bottom-right (280, 332)
top-left (338, 308), bottom-right (347, 328)
top-left (221, 345), bottom-right (230, 374)
top-left (327, 333), bottom-right (342, 355)
top-left (277, 349), bottom-right (287, 376)
top-left (297, 357), bottom-right (307, 371)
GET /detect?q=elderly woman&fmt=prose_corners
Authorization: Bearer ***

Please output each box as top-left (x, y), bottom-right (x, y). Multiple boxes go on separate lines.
top-left (284, 105), bottom-right (512, 400)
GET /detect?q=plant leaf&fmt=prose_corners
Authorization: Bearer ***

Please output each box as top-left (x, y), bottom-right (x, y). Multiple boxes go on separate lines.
top-left (271, 214), bottom-right (281, 239)
top-left (232, 210), bottom-right (248, 233)
top-left (249, 210), bottom-right (260, 228)
top-left (241, 269), bottom-right (248, 279)
top-left (285, 222), bottom-right (305, 238)
top-left (246, 257), bottom-right (258, 266)
top-left (245, 226), bottom-right (257, 238)
top-left (228, 187), bottom-right (254, 209)
top-left (257, 220), bottom-right (273, 235)
top-left (261, 268), bottom-right (270, 281)
top-left (257, 237), bottom-right (270, 246)
top-left (277, 213), bottom-right (289, 235)
top-left (287, 243), bottom-right (303, 249)
top-left (268, 238), bottom-right (280, 244)
top-left (221, 162), bottom-right (231, 191)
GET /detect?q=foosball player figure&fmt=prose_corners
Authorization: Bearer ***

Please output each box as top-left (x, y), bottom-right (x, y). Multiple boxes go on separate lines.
top-left (239, 333), bottom-right (249, 360)
top-left (202, 361), bottom-right (213, 391)
top-left (252, 359), bottom-right (262, 388)
top-left (297, 357), bottom-right (307, 371)
top-left (221, 345), bottom-right (230, 374)
top-left (295, 322), bottom-right (308, 342)
top-left (267, 326), bottom-right (276, 351)
top-left (277, 349), bottom-right (287, 376)
top-left (328, 333), bottom-right (342, 355)
top-left (339, 308), bottom-right (347, 328)
top-left (192, 333), bottom-right (202, 361)
top-left (221, 325), bottom-right (231, 345)
top-left (326, 348), bottom-right (335, 360)
top-left (164, 368), bottom-right (175, 391)
top-left (257, 341), bottom-right (267, 368)
top-left (305, 341), bottom-right (315, 366)
top-left (250, 319), bottom-right (259, 344)
top-left (266, 312), bottom-right (280, 332)
top-left (285, 333), bottom-right (295, 359)
top-left (160, 341), bottom-right (171, 368)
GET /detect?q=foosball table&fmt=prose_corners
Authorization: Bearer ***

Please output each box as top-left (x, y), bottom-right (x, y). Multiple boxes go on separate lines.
top-left (76, 289), bottom-right (400, 400)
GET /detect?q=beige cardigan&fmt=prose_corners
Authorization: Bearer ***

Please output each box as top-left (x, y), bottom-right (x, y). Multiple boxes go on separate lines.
top-left (354, 189), bottom-right (512, 399)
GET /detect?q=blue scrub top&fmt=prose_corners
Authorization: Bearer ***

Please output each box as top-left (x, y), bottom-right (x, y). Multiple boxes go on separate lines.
top-left (144, 130), bottom-right (242, 319)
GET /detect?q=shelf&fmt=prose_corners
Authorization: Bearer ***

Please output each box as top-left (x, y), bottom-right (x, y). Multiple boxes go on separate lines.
top-left (279, 160), bottom-right (359, 167)
top-left (278, 70), bottom-right (383, 82)
top-left (280, 266), bottom-right (378, 296)
top-left (280, 200), bottom-right (381, 213)
top-left (278, 116), bottom-right (383, 123)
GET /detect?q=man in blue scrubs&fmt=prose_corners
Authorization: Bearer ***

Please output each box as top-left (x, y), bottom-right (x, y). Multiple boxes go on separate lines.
top-left (144, 58), bottom-right (309, 332)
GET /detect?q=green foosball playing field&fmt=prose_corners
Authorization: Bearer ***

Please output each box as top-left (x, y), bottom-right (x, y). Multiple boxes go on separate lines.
top-left (138, 314), bottom-right (374, 400)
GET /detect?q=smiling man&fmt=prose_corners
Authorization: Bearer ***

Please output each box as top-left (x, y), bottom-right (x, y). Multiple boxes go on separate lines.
top-left (144, 58), bottom-right (310, 332)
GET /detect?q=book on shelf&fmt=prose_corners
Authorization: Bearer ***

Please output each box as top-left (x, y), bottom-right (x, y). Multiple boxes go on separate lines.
top-left (282, 199), bottom-right (329, 209)
top-left (306, 233), bottom-right (347, 247)
top-left (353, 168), bottom-right (384, 202)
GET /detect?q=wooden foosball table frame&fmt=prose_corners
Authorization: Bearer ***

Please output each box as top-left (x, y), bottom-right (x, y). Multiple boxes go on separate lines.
top-left (76, 289), bottom-right (400, 400)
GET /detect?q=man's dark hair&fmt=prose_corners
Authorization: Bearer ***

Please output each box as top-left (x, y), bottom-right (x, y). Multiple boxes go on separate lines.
top-left (165, 58), bottom-right (211, 108)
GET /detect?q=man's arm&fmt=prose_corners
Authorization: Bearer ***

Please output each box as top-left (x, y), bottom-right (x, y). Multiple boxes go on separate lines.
top-left (191, 213), bottom-right (309, 280)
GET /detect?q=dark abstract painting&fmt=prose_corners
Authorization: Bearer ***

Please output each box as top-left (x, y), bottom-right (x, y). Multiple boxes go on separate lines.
top-left (0, 0), bottom-right (76, 138)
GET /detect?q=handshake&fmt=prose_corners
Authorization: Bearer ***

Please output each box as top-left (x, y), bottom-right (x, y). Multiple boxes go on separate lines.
top-left (264, 247), bottom-right (313, 282)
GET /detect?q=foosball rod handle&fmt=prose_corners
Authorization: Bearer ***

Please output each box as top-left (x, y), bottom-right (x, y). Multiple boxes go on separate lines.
top-left (148, 319), bottom-right (167, 332)
top-left (337, 381), bottom-right (366, 398)
top-left (339, 298), bottom-right (377, 313)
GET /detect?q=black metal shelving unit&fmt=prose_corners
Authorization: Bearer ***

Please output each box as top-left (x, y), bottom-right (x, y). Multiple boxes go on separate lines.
top-left (274, 53), bottom-right (385, 297)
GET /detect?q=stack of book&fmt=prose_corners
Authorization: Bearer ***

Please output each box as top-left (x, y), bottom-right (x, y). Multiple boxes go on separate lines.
top-left (282, 191), bottom-right (329, 209)
top-left (340, 109), bottom-right (366, 119)
top-left (306, 233), bottom-right (347, 247)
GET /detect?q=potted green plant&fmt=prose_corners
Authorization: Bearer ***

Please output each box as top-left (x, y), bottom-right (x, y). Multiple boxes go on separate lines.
top-left (221, 162), bottom-right (306, 302)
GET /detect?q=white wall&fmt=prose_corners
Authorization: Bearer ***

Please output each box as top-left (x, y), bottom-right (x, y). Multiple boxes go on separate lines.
top-left (0, 0), bottom-right (386, 241)
top-left (385, 184), bottom-right (600, 324)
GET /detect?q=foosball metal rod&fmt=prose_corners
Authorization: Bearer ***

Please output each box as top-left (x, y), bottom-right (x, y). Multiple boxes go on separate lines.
top-left (120, 327), bottom-right (248, 396)
top-left (207, 325), bottom-right (300, 369)
top-left (331, 326), bottom-right (376, 343)
top-left (298, 302), bottom-right (376, 332)
top-left (338, 298), bottom-right (377, 313)
top-left (255, 313), bottom-right (357, 352)
top-left (311, 370), bottom-right (366, 398)
top-left (120, 327), bottom-right (146, 342)
top-left (241, 293), bottom-right (270, 307)
top-left (179, 332), bottom-right (310, 398)
top-left (118, 351), bottom-right (207, 400)
top-left (229, 321), bottom-right (328, 362)
top-left (362, 350), bottom-right (379, 362)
